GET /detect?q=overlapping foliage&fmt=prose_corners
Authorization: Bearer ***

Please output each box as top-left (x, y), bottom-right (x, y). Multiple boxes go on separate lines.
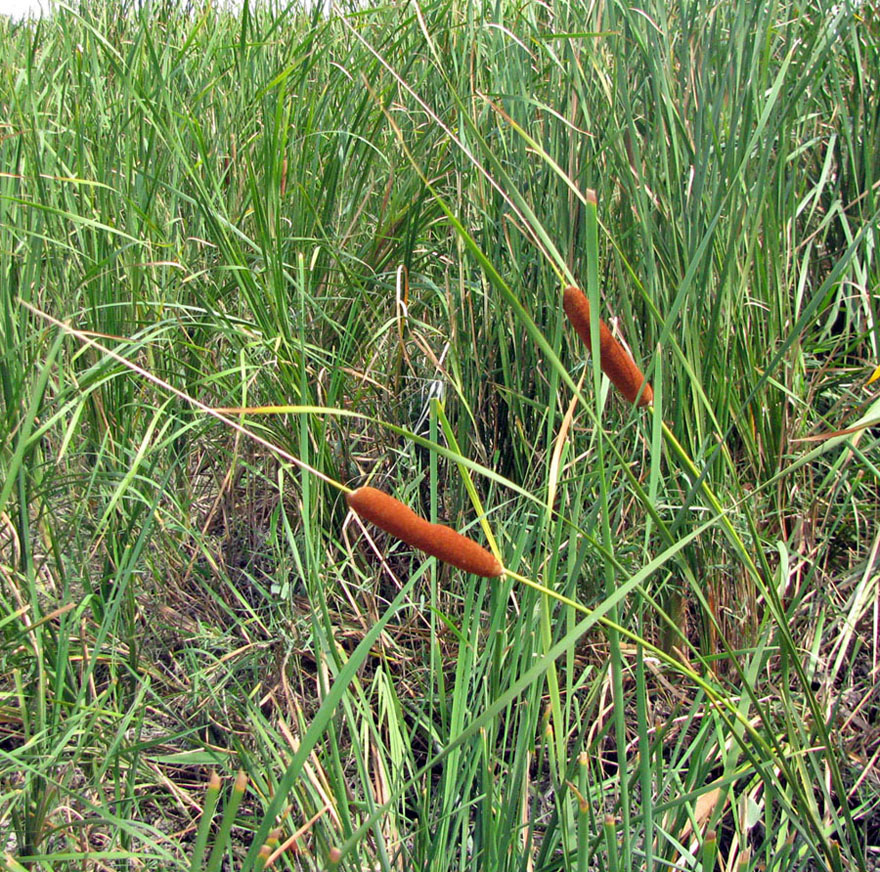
top-left (1, 0), bottom-right (878, 869)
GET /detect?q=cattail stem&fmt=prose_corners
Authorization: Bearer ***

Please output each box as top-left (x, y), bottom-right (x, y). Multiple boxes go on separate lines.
top-left (563, 285), bottom-right (653, 407)
top-left (347, 486), bottom-right (502, 578)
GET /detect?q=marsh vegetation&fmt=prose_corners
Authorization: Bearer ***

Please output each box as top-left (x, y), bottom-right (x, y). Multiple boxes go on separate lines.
top-left (1, 0), bottom-right (879, 868)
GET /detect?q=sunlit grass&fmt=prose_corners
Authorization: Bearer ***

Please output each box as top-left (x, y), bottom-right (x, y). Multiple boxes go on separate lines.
top-left (1, 0), bottom-right (878, 870)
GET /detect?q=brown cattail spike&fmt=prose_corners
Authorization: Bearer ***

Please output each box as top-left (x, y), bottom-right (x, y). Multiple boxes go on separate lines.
top-left (347, 486), bottom-right (502, 578)
top-left (562, 285), bottom-right (653, 407)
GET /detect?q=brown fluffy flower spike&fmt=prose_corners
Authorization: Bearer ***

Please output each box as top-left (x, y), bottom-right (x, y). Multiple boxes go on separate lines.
top-left (347, 486), bottom-right (503, 578)
top-left (562, 285), bottom-right (653, 407)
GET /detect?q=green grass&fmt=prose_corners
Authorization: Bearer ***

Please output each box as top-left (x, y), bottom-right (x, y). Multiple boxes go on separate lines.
top-left (1, 0), bottom-right (879, 869)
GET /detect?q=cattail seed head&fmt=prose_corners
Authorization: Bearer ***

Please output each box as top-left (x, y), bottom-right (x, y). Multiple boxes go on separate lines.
top-left (347, 486), bottom-right (502, 578)
top-left (562, 285), bottom-right (653, 407)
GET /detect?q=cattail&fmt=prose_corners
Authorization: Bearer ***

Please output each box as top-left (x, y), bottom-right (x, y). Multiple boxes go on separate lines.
top-left (562, 285), bottom-right (653, 407)
top-left (347, 486), bottom-right (502, 578)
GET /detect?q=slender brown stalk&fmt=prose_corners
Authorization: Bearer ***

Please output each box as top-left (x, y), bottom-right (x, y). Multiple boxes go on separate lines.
top-left (347, 486), bottom-right (503, 578)
top-left (563, 285), bottom-right (653, 407)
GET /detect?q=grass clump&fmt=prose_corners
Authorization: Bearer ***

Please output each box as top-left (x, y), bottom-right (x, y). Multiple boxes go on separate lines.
top-left (1, 0), bottom-right (879, 870)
